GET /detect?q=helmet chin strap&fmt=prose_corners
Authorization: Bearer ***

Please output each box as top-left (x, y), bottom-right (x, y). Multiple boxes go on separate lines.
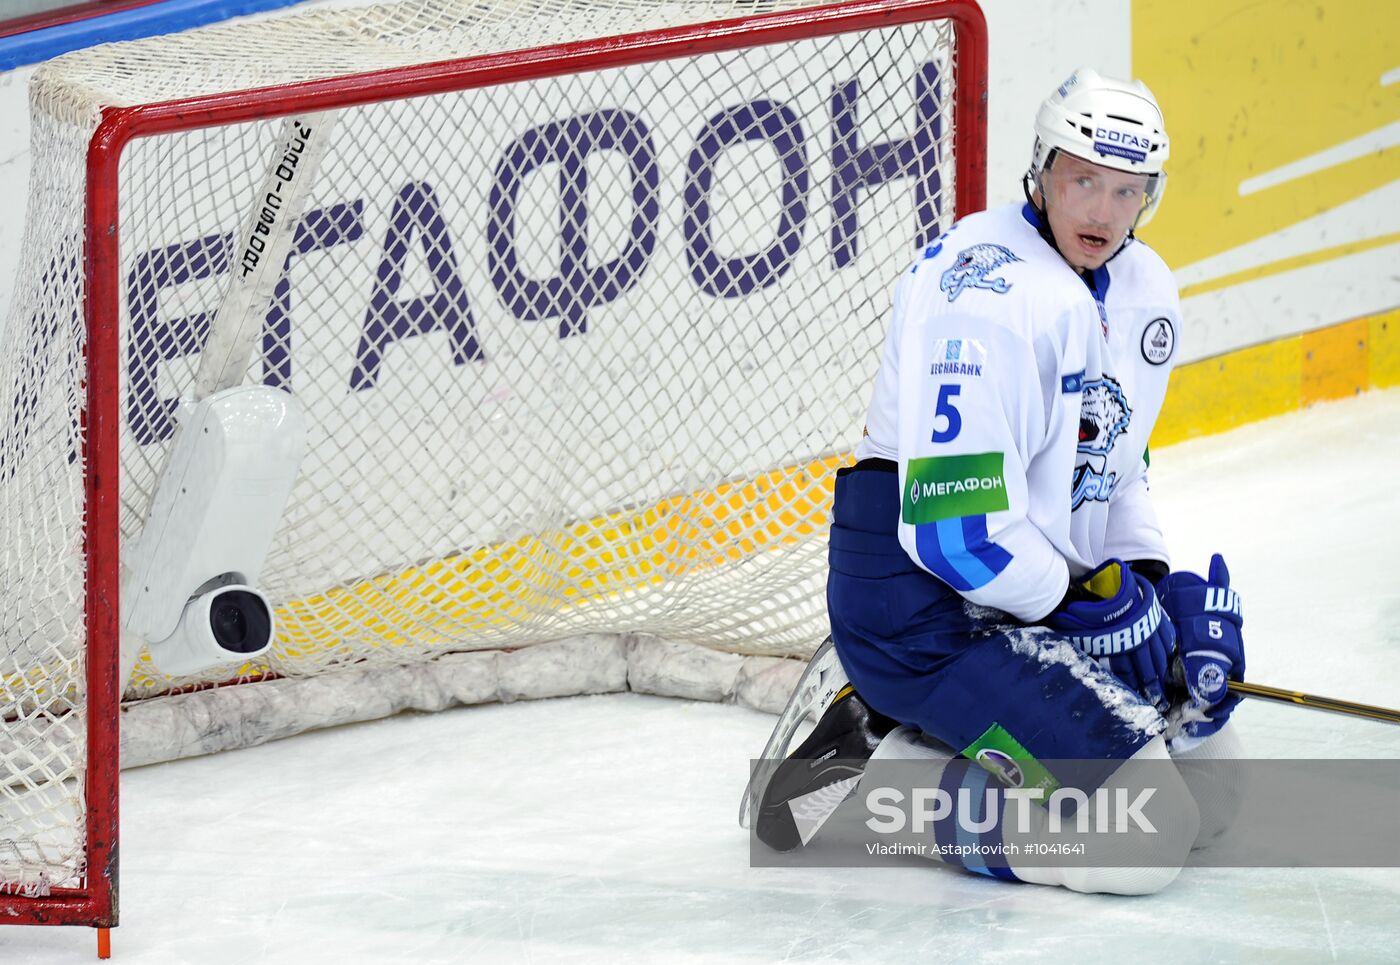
top-left (1024, 151), bottom-right (1136, 272)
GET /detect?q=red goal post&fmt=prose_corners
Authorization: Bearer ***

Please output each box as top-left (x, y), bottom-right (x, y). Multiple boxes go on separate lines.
top-left (1, 0), bottom-right (986, 935)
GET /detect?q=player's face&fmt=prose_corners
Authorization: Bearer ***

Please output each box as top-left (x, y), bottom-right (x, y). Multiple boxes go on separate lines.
top-left (1041, 153), bottom-right (1150, 272)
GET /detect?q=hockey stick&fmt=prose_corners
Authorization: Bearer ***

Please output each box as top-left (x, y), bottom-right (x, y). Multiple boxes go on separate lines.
top-left (195, 112), bottom-right (338, 397)
top-left (1228, 680), bottom-right (1400, 725)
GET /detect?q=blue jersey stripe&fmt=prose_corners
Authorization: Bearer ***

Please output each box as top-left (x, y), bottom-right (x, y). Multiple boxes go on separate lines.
top-left (935, 517), bottom-right (998, 588)
top-left (960, 515), bottom-right (1013, 575)
top-left (914, 522), bottom-right (974, 591)
top-left (911, 516), bottom-right (1011, 590)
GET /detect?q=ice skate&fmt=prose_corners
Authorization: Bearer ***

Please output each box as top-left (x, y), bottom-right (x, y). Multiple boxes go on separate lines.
top-left (739, 636), bottom-right (896, 850)
top-left (751, 682), bottom-right (898, 851)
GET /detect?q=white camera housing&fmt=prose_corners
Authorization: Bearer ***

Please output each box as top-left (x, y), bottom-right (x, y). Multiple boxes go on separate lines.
top-left (152, 582), bottom-right (277, 678)
top-left (121, 385), bottom-right (306, 678)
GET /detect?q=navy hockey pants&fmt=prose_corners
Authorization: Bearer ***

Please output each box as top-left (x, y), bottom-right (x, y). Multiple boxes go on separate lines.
top-left (826, 461), bottom-right (1161, 792)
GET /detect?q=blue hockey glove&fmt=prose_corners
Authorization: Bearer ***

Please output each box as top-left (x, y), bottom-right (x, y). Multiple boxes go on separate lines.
top-left (1044, 559), bottom-right (1177, 714)
top-left (1156, 554), bottom-right (1244, 741)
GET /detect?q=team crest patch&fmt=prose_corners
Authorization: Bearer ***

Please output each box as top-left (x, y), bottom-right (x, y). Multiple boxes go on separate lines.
top-left (1072, 376), bottom-right (1132, 508)
top-left (1141, 317), bottom-right (1175, 365)
top-left (940, 244), bottom-right (1020, 302)
top-left (1196, 663), bottom-right (1227, 700)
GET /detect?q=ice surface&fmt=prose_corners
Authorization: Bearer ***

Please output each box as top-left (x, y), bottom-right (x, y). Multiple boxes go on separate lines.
top-left (5, 389), bottom-right (1400, 963)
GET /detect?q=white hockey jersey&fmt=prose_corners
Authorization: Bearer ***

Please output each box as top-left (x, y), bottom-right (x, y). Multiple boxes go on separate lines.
top-left (854, 202), bottom-right (1182, 623)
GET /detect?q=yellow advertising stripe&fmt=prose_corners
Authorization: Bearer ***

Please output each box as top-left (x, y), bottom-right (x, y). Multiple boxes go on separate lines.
top-left (1152, 306), bottom-right (1398, 449)
top-left (1151, 339), bottom-right (1300, 446)
top-left (1301, 319), bottom-right (1369, 406)
top-left (120, 456), bottom-right (848, 689)
top-left (0, 663), bottom-right (80, 708)
top-left (270, 455), bottom-right (848, 658)
top-left (1178, 232), bottom-right (1400, 301)
top-left (1369, 308), bottom-right (1400, 388)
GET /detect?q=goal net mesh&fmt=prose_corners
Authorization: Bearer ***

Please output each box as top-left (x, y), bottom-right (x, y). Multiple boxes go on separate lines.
top-left (0, 0), bottom-right (965, 896)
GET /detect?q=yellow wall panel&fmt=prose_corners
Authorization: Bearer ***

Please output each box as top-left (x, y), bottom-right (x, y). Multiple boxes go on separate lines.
top-left (1301, 318), bottom-right (1369, 405)
top-left (1152, 339), bottom-right (1300, 448)
top-left (1155, 307), bottom-right (1400, 450)
top-left (1369, 309), bottom-right (1400, 388)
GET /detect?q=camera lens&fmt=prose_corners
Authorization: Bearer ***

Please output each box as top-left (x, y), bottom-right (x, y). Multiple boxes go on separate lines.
top-left (210, 589), bottom-right (273, 654)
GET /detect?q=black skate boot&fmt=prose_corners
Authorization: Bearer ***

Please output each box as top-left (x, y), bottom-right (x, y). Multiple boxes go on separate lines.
top-left (745, 640), bottom-right (897, 852)
top-left (740, 636), bottom-right (852, 831)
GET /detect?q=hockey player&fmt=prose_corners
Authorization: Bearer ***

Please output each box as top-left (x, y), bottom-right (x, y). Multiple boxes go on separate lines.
top-left (743, 69), bottom-right (1246, 894)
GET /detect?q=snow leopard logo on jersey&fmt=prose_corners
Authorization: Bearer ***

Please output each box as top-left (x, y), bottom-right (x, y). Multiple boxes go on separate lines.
top-left (1072, 377), bottom-right (1132, 508)
top-left (1077, 378), bottom-right (1131, 456)
top-left (940, 244), bottom-right (1020, 302)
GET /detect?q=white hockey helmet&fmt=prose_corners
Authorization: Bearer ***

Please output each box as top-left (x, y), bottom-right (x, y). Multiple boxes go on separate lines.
top-left (1027, 68), bottom-right (1170, 227)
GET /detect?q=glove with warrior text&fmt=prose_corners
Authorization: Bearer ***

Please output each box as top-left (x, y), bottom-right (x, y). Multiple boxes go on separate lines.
top-left (1156, 553), bottom-right (1245, 741)
top-left (1044, 558), bottom-right (1177, 715)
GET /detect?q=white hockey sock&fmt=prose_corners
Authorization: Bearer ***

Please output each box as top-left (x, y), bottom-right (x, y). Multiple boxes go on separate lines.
top-left (1009, 736), bottom-right (1198, 894)
top-left (864, 730), bottom-right (1198, 894)
top-left (870, 725), bottom-right (956, 764)
top-left (1169, 722), bottom-right (1246, 848)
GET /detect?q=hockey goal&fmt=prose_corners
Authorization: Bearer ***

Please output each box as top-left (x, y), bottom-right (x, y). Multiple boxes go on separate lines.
top-left (0, 0), bottom-right (986, 934)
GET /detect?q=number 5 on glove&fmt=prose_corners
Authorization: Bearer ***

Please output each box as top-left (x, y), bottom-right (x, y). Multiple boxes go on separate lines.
top-left (1157, 553), bottom-right (1245, 741)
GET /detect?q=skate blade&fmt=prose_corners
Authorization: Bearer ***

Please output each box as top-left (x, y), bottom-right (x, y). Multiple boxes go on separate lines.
top-left (786, 771), bottom-right (864, 846)
top-left (738, 636), bottom-right (842, 828)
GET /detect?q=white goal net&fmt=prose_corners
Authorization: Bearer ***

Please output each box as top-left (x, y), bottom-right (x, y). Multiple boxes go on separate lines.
top-left (0, 0), bottom-right (982, 918)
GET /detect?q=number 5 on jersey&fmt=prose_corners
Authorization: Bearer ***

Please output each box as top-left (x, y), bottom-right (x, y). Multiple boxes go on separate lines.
top-left (931, 384), bottom-right (961, 442)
